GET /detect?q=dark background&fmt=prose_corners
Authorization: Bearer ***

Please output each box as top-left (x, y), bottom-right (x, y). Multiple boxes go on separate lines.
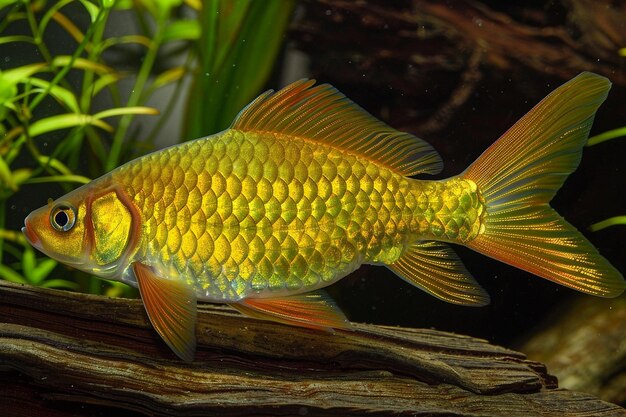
top-left (287, 0), bottom-right (626, 347)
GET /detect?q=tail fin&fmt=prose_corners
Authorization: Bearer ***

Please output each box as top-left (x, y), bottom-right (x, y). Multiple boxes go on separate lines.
top-left (463, 72), bottom-right (625, 297)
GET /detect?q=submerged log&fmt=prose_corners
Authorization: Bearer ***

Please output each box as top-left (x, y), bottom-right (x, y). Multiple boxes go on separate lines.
top-left (520, 295), bottom-right (626, 406)
top-left (0, 281), bottom-right (624, 416)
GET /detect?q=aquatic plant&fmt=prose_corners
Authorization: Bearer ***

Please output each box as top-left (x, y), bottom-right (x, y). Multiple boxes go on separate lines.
top-left (587, 127), bottom-right (626, 232)
top-left (184, 0), bottom-right (295, 137)
top-left (0, 0), bottom-right (294, 295)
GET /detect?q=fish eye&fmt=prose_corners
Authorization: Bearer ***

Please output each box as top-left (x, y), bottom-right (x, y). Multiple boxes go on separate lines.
top-left (50, 204), bottom-right (77, 232)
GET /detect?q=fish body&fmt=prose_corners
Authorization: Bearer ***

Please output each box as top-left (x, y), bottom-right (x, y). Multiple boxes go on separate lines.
top-left (23, 73), bottom-right (626, 361)
top-left (109, 131), bottom-right (483, 301)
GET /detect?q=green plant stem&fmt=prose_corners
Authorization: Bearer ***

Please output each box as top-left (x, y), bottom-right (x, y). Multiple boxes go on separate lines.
top-left (80, 6), bottom-right (109, 113)
top-left (28, 8), bottom-right (103, 112)
top-left (589, 216), bottom-right (626, 232)
top-left (0, 35), bottom-right (35, 45)
top-left (77, 6), bottom-right (110, 172)
top-left (25, 0), bottom-right (53, 64)
top-left (106, 18), bottom-right (165, 171)
top-left (25, 0), bottom-right (75, 93)
top-left (0, 5), bottom-right (19, 34)
top-left (587, 127), bottom-right (626, 146)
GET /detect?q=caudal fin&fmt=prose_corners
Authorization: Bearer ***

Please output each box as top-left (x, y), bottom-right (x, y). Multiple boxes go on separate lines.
top-left (462, 72), bottom-right (625, 297)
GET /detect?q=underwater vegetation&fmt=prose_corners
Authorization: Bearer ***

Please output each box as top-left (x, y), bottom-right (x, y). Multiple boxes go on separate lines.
top-left (587, 126), bottom-right (626, 232)
top-left (0, 0), bottom-right (293, 295)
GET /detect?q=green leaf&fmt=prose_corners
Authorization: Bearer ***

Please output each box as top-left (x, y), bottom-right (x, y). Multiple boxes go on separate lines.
top-left (30, 259), bottom-right (58, 284)
top-left (0, 35), bottom-right (35, 45)
top-left (104, 280), bottom-right (136, 298)
top-left (184, 0), bottom-right (295, 137)
top-left (112, 0), bottom-right (132, 9)
top-left (0, 264), bottom-right (28, 284)
top-left (0, 74), bottom-right (17, 121)
top-left (93, 106), bottom-right (159, 119)
top-left (151, 67), bottom-right (185, 89)
top-left (102, 35), bottom-right (151, 50)
top-left (40, 279), bottom-right (79, 290)
top-left (0, 0), bottom-right (19, 9)
top-left (9, 168), bottom-right (32, 188)
top-left (52, 56), bottom-right (113, 74)
top-left (79, 0), bottom-right (101, 22)
top-left (162, 20), bottom-right (201, 42)
top-left (0, 63), bottom-right (47, 85)
top-left (150, 0), bottom-right (183, 20)
top-left (28, 78), bottom-right (80, 113)
top-left (0, 79), bottom-right (17, 103)
top-left (91, 72), bottom-right (124, 96)
top-left (0, 155), bottom-right (16, 191)
top-left (21, 247), bottom-right (37, 281)
top-left (28, 113), bottom-right (113, 137)
top-left (37, 155), bottom-right (73, 175)
top-left (159, 0), bottom-right (183, 8)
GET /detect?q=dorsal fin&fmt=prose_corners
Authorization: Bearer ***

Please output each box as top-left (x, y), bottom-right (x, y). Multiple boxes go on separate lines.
top-left (231, 79), bottom-right (443, 176)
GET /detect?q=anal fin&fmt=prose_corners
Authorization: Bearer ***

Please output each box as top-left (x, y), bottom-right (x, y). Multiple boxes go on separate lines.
top-left (133, 262), bottom-right (197, 361)
top-left (231, 290), bottom-right (352, 330)
top-left (388, 241), bottom-right (490, 306)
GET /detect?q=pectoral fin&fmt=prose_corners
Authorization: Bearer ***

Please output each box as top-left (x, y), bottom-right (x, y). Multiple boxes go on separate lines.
top-left (133, 262), bottom-right (197, 361)
top-left (231, 291), bottom-right (352, 330)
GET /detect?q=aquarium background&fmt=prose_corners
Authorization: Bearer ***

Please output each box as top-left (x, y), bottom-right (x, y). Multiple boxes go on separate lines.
top-left (1, 0), bottom-right (625, 407)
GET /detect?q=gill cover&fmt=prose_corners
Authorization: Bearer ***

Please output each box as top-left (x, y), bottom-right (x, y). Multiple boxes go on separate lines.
top-left (83, 185), bottom-right (141, 276)
top-left (89, 189), bottom-right (134, 266)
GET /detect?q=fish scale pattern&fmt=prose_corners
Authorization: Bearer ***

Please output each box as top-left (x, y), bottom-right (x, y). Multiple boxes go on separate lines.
top-left (414, 178), bottom-right (485, 244)
top-left (113, 130), bottom-right (485, 301)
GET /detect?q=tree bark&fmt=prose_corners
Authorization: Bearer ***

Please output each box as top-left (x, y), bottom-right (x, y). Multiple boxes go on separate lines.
top-left (0, 281), bottom-right (624, 416)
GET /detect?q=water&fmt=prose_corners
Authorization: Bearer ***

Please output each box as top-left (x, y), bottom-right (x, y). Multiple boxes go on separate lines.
top-left (2, 1), bottom-right (625, 409)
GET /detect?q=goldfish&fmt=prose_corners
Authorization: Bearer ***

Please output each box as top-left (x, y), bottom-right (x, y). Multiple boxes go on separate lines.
top-left (23, 72), bottom-right (625, 361)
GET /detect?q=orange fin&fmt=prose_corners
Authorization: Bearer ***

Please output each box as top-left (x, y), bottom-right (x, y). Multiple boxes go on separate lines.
top-left (133, 262), bottom-right (197, 361)
top-left (231, 291), bottom-right (352, 330)
top-left (463, 72), bottom-right (625, 297)
top-left (231, 79), bottom-right (443, 176)
top-left (388, 241), bottom-right (490, 306)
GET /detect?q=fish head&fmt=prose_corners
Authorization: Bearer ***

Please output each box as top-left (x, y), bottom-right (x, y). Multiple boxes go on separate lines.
top-left (22, 183), bottom-right (139, 278)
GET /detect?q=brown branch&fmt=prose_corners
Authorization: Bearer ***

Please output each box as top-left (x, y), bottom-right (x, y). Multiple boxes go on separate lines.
top-left (0, 281), bottom-right (624, 416)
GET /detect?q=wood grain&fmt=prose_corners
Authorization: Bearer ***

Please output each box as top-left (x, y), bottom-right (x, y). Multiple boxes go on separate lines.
top-left (1, 281), bottom-right (624, 416)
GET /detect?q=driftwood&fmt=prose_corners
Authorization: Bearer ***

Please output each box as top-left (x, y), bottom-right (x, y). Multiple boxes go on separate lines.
top-left (520, 295), bottom-right (626, 406)
top-left (294, 0), bottom-right (626, 81)
top-left (0, 281), bottom-right (624, 416)
top-left (291, 0), bottom-right (626, 136)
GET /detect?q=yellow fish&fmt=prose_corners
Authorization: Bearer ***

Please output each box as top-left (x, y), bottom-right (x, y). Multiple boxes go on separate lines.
top-left (23, 72), bottom-right (625, 360)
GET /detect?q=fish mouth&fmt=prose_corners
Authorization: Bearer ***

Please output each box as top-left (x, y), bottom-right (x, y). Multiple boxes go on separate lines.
top-left (22, 219), bottom-right (41, 249)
